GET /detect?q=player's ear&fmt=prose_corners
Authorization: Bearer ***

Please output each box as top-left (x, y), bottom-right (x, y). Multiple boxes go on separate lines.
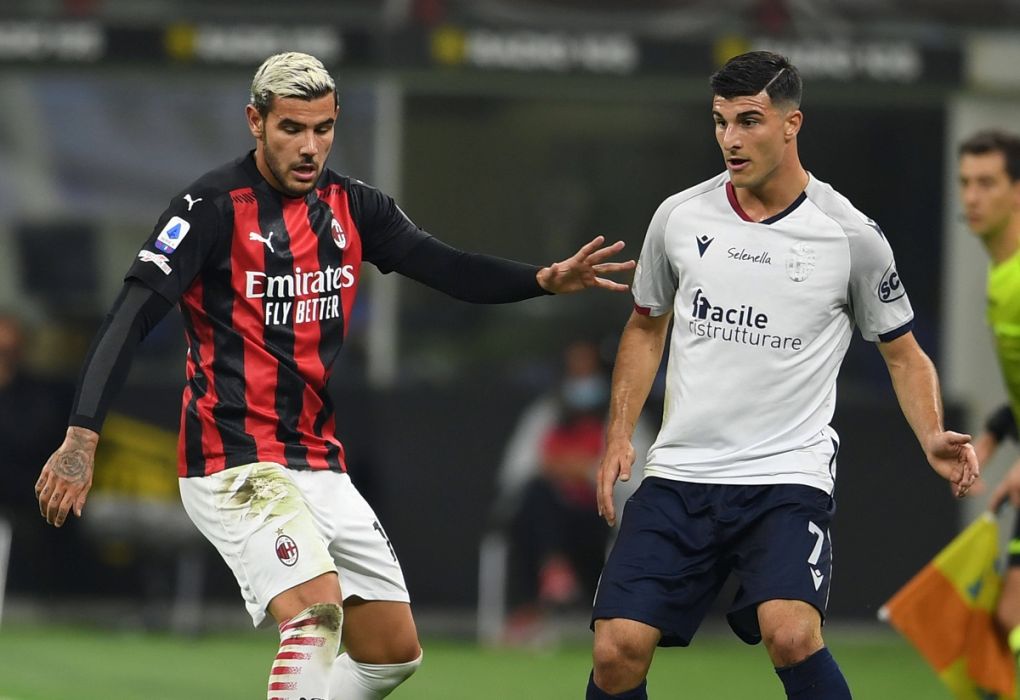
top-left (246, 104), bottom-right (264, 139)
top-left (784, 109), bottom-right (803, 141)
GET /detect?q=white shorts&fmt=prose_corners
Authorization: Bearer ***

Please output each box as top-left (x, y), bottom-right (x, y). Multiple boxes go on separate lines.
top-left (179, 462), bottom-right (409, 627)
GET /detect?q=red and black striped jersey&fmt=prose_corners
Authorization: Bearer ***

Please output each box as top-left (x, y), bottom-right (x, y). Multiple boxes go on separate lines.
top-left (126, 152), bottom-right (428, 477)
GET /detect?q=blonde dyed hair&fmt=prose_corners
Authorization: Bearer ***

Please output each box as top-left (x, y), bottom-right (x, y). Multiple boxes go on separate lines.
top-left (250, 52), bottom-right (337, 116)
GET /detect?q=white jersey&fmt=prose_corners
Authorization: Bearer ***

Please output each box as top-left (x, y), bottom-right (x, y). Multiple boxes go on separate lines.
top-left (633, 172), bottom-right (913, 494)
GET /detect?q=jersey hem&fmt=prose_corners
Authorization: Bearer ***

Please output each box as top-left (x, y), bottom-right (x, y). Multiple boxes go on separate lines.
top-left (640, 468), bottom-right (834, 496)
top-left (180, 455), bottom-right (347, 477)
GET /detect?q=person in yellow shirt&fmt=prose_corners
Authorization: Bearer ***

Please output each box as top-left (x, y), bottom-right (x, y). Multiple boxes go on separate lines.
top-left (960, 129), bottom-right (1020, 659)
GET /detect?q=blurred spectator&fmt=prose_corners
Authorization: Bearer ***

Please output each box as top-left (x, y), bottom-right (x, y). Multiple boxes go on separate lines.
top-left (0, 312), bottom-right (76, 592)
top-left (492, 339), bottom-right (650, 644)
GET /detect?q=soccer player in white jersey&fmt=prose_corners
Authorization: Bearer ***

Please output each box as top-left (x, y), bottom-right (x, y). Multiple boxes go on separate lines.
top-left (586, 50), bottom-right (979, 699)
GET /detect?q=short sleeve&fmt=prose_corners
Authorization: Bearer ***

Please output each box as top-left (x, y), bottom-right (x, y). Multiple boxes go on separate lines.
top-left (348, 182), bottom-right (430, 273)
top-left (124, 192), bottom-right (224, 304)
top-left (847, 222), bottom-right (914, 342)
top-left (632, 198), bottom-right (679, 316)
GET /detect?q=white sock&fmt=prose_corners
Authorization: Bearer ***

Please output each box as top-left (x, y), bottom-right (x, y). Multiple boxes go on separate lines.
top-left (330, 650), bottom-right (423, 699)
top-left (268, 603), bottom-right (342, 700)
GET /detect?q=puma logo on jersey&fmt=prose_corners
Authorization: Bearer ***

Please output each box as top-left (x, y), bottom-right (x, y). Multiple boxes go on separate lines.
top-left (249, 231), bottom-right (275, 253)
top-left (331, 217), bottom-right (347, 250)
top-left (183, 194), bottom-right (203, 211)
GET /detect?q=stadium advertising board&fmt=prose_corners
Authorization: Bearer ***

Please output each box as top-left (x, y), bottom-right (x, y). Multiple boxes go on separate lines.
top-left (0, 18), bottom-right (964, 88)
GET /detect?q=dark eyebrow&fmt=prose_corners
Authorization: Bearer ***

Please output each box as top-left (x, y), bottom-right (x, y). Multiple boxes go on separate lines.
top-left (712, 109), bottom-right (765, 120)
top-left (277, 117), bottom-right (335, 129)
top-left (709, 111), bottom-right (767, 125)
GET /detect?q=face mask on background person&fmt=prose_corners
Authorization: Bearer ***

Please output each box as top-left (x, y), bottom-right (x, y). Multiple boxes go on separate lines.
top-left (561, 376), bottom-right (608, 412)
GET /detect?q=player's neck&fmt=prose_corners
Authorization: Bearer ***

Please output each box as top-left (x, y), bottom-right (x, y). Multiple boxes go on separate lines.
top-left (736, 163), bottom-right (809, 223)
top-left (983, 220), bottom-right (1020, 265)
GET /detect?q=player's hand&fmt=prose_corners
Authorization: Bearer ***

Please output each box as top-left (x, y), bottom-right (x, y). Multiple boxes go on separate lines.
top-left (597, 437), bottom-right (635, 527)
top-left (35, 426), bottom-right (98, 527)
top-left (924, 430), bottom-right (979, 498)
top-left (946, 430), bottom-right (995, 498)
top-left (990, 459), bottom-right (1020, 513)
top-left (536, 236), bottom-right (635, 294)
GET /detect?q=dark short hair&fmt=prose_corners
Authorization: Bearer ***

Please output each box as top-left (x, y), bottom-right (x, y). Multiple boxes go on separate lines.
top-left (710, 51), bottom-right (802, 109)
top-left (959, 130), bottom-right (1020, 182)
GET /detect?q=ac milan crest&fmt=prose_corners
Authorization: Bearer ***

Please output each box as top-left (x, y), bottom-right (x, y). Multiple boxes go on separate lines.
top-left (275, 534), bottom-right (299, 566)
top-left (330, 217), bottom-right (347, 250)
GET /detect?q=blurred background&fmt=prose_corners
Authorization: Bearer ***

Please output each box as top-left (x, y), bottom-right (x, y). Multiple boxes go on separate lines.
top-left (0, 0), bottom-right (1018, 697)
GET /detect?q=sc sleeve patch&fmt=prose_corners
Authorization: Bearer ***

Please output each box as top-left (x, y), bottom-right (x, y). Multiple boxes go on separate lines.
top-left (877, 263), bottom-right (905, 303)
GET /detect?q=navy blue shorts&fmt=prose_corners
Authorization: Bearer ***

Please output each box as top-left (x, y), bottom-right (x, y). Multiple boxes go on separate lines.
top-left (591, 477), bottom-right (835, 647)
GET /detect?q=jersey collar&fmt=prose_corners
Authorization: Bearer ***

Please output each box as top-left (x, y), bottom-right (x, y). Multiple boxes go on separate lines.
top-left (726, 180), bottom-right (808, 225)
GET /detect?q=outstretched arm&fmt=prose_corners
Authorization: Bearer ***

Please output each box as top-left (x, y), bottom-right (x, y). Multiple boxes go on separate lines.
top-left (393, 235), bottom-right (634, 303)
top-left (597, 310), bottom-right (671, 526)
top-left (877, 331), bottom-right (979, 497)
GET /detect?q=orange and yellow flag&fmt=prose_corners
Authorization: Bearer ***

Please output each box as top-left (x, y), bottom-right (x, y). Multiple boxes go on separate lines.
top-left (880, 512), bottom-right (1015, 699)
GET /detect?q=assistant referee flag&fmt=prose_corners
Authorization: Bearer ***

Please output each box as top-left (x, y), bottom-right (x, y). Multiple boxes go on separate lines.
top-left (880, 512), bottom-right (1015, 699)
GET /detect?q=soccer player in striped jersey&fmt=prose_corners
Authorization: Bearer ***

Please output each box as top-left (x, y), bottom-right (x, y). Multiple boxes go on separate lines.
top-left (587, 51), bottom-right (979, 699)
top-left (32, 52), bottom-right (634, 700)
top-left (958, 129), bottom-right (1020, 666)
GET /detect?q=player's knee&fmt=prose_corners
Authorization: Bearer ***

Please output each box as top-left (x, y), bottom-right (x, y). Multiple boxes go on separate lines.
top-left (762, 620), bottom-right (822, 666)
top-left (268, 573), bottom-right (343, 624)
top-left (280, 602), bottom-right (343, 641)
top-left (592, 634), bottom-right (650, 686)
